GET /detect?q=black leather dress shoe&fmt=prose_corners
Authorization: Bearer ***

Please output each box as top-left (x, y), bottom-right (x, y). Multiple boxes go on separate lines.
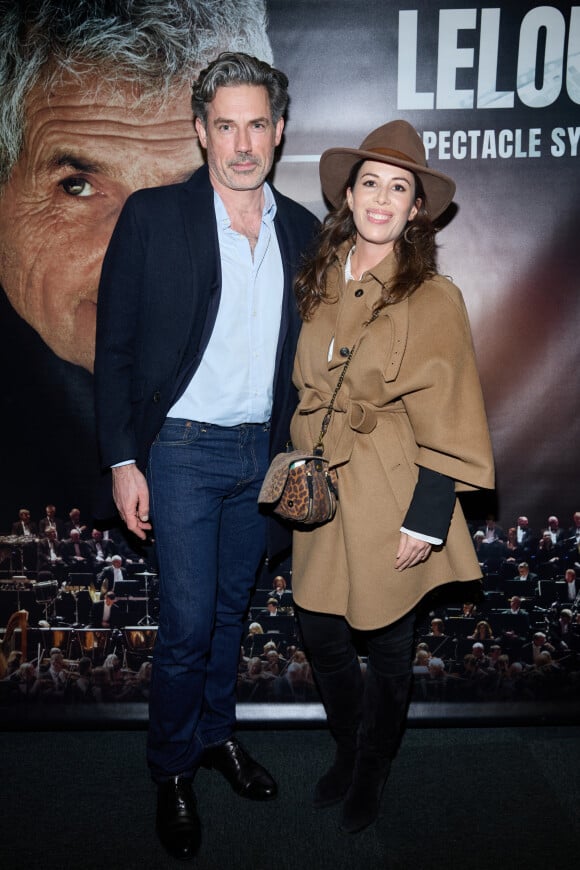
top-left (203, 737), bottom-right (277, 801)
top-left (156, 776), bottom-right (201, 861)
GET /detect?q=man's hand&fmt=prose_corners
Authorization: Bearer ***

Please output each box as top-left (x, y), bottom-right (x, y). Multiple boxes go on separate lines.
top-left (112, 464), bottom-right (152, 540)
top-left (395, 532), bottom-right (432, 572)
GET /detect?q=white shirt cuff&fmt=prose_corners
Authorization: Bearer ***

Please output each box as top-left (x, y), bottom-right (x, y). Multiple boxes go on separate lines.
top-left (400, 526), bottom-right (443, 546)
top-left (111, 459), bottom-right (136, 468)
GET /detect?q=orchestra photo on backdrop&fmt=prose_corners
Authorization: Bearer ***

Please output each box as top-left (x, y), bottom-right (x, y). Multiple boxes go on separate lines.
top-left (1, 504), bottom-right (580, 707)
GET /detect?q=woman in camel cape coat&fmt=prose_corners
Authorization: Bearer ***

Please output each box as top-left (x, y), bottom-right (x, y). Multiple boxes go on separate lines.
top-left (290, 243), bottom-right (494, 630)
top-left (285, 119), bottom-right (494, 835)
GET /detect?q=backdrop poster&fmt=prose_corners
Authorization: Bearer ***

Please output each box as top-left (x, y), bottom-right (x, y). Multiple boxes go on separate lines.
top-left (1, 2), bottom-right (579, 718)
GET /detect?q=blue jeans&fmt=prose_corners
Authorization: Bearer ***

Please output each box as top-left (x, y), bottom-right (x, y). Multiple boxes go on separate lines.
top-left (146, 418), bottom-right (270, 782)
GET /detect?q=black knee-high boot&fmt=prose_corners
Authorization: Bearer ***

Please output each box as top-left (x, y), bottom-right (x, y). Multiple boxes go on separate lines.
top-left (339, 666), bottom-right (412, 833)
top-left (311, 656), bottom-right (364, 808)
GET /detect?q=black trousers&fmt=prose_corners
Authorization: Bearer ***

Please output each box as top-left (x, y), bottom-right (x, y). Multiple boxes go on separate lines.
top-left (297, 607), bottom-right (416, 676)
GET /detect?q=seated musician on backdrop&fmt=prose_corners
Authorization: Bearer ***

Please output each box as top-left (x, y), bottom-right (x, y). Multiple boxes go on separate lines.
top-left (244, 623), bottom-right (265, 658)
top-left (88, 528), bottom-right (115, 569)
top-left (46, 649), bottom-right (71, 694)
top-left (11, 507), bottom-right (37, 537)
top-left (89, 591), bottom-right (123, 628)
top-left (471, 642), bottom-right (491, 670)
top-left (536, 530), bottom-right (562, 567)
top-left (513, 515), bottom-right (536, 555)
top-left (472, 529), bottom-right (487, 566)
top-left (503, 527), bottom-right (525, 564)
top-left (263, 649), bottom-right (286, 676)
top-left (511, 561), bottom-right (538, 584)
top-left (412, 649), bottom-right (431, 676)
top-left (9, 507), bottom-right (38, 572)
top-left (519, 631), bottom-right (556, 666)
top-left (562, 568), bottom-right (579, 606)
top-left (428, 618), bottom-right (446, 637)
top-left (98, 555), bottom-right (127, 596)
top-left (547, 608), bottom-right (575, 653)
top-left (38, 528), bottom-right (67, 580)
top-left (546, 515), bottom-right (564, 545)
top-left (63, 528), bottom-right (90, 568)
top-left (38, 504), bottom-right (65, 539)
top-left (477, 515), bottom-right (504, 543)
top-left (488, 644), bottom-right (503, 669)
top-left (501, 595), bottom-right (531, 640)
top-left (63, 508), bottom-right (89, 540)
top-left (423, 618), bottom-right (452, 659)
top-left (268, 575), bottom-right (291, 606)
top-left (468, 620), bottom-right (495, 642)
top-left (263, 598), bottom-right (280, 618)
top-left (72, 657), bottom-right (95, 701)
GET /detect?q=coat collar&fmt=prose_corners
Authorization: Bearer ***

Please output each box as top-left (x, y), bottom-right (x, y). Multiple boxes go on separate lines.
top-left (335, 240), bottom-right (398, 286)
top-left (327, 243), bottom-right (408, 382)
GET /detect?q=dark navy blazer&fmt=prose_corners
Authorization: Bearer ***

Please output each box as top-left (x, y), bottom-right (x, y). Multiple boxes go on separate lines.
top-left (94, 164), bottom-right (319, 555)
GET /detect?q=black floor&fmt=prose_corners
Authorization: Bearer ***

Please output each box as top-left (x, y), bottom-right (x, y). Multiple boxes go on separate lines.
top-left (1, 724), bottom-right (579, 869)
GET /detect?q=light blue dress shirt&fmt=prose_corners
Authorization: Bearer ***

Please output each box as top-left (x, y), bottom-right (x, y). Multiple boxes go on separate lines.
top-left (169, 184), bottom-right (283, 426)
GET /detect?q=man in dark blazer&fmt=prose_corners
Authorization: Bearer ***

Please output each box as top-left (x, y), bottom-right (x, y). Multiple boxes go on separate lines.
top-left (62, 529), bottom-right (90, 569)
top-left (97, 554), bottom-right (127, 596)
top-left (63, 507), bottom-right (90, 540)
top-left (94, 53), bottom-right (318, 860)
top-left (11, 508), bottom-right (37, 537)
top-left (87, 528), bottom-right (115, 570)
top-left (514, 515), bottom-right (536, 557)
top-left (38, 505), bottom-right (65, 540)
top-left (38, 528), bottom-right (67, 581)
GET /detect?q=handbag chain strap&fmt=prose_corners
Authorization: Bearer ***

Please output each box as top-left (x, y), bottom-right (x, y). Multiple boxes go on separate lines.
top-left (313, 349), bottom-right (353, 455)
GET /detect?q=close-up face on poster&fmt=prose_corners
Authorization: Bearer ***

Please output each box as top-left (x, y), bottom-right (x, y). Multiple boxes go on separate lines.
top-left (0, 1), bottom-right (578, 718)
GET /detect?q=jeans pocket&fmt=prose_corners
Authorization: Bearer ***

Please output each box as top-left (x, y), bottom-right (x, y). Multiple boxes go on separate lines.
top-left (154, 419), bottom-right (202, 446)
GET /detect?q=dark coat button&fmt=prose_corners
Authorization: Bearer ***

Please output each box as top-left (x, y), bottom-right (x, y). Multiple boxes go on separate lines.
top-left (354, 288), bottom-right (364, 297)
top-left (152, 391), bottom-right (161, 403)
top-left (339, 346), bottom-right (350, 357)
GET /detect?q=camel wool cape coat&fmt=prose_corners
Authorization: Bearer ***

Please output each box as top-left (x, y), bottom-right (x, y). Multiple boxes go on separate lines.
top-left (290, 245), bottom-right (494, 630)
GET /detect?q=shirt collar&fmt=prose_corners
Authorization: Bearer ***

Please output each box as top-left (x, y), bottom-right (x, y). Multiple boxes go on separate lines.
top-left (214, 182), bottom-right (277, 229)
top-left (338, 240), bottom-right (397, 287)
top-left (344, 246), bottom-right (356, 282)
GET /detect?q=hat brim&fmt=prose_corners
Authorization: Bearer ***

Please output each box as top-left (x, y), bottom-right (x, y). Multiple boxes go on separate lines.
top-left (319, 147), bottom-right (456, 219)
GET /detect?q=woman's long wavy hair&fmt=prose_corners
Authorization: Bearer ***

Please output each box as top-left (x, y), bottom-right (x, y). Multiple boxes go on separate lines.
top-left (295, 160), bottom-right (439, 321)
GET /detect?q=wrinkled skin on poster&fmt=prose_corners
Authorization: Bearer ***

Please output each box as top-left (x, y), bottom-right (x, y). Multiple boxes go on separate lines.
top-left (0, 76), bottom-right (203, 371)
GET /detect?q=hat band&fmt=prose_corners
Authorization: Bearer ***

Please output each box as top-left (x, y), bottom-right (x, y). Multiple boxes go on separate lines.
top-left (367, 147), bottom-right (424, 169)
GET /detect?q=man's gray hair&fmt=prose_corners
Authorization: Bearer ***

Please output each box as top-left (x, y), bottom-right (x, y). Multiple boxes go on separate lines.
top-left (0, 0), bottom-right (272, 186)
top-left (192, 52), bottom-right (289, 126)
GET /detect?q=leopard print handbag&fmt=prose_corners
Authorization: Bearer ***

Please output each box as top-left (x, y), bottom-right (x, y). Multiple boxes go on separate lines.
top-left (258, 449), bottom-right (338, 525)
top-left (258, 345), bottom-right (356, 525)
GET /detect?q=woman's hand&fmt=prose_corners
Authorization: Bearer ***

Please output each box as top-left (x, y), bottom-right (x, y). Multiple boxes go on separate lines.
top-left (395, 532), bottom-right (432, 571)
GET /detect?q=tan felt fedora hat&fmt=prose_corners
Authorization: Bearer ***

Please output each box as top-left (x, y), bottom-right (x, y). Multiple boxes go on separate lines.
top-left (319, 120), bottom-right (456, 219)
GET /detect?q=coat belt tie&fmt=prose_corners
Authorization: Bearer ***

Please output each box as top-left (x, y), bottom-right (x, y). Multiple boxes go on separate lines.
top-left (298, 388), bottom-right (377, 435)
top-left (298, 390), bottom-right (407, 465)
